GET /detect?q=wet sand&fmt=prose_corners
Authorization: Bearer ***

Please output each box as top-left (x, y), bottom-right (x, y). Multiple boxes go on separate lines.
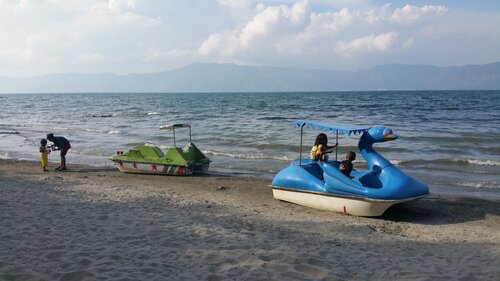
top-left (1, 159), bottom-right (499, 280)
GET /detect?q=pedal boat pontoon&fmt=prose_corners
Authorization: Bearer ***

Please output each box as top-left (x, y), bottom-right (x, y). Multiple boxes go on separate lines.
top-left (110, 124), bottom-right (210, 175)
top-left (270, 120), bottom-right (429, 216)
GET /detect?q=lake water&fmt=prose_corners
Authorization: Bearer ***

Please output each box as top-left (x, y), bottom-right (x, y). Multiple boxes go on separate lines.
top-left (1, 91), bottom-right (499, 199)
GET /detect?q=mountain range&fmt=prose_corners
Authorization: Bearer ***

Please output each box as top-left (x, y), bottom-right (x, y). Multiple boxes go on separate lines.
top-left (1, 62), bottom-right (499, 93)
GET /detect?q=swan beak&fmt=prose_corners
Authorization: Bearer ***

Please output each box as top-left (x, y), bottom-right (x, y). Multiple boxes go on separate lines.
top-left (384, 133), bottom-right (398, 141)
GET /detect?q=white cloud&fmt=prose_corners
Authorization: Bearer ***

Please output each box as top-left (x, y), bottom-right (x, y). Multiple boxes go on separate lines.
top-left (365, 4), bottom-right (447, 24)
top-left (0, 1), bottom-right (498, 76)
top-left (198, 34), bottom-right (223, 56)
top-left (304, 7), bottom-right (357, 37)
top-left (198, 0), bottom-right (310, 57)
top-left (365, 3), bottom-right (392, 23)
top-left (197, 2), bottom-right (449, 60)
top-left (391, 5), bottom-right (447, 23)
top-left (335, 32), bottom-right (399, 56)
top-left (238, 0), bottom-right (308, 46)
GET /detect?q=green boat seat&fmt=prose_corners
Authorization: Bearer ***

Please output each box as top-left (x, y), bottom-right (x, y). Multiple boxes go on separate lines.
top-left (182, 143), bottom-right (207, 161)
top-left (126, 149), bottom-right (143, 159)
top-left (138, 146), bottom-right (164, 158)
top-left (164, 147), bottom-right (188, 164)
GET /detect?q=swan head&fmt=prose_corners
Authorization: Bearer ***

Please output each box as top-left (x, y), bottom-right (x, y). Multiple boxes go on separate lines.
top-left (365, 126), bottom-right (398, 143)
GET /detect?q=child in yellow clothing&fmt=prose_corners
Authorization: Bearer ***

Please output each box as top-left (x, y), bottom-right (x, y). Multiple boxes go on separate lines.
top-left (39, 139), bottom-right (50, 171)
top-left (310, 133), bottom-right (338, 162)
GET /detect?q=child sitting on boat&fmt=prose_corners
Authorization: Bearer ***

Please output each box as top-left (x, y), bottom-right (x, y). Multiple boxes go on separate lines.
top-left (340, 151), bottom-right (356, 177)
top-left (310, 133), bottom-right (338, 162)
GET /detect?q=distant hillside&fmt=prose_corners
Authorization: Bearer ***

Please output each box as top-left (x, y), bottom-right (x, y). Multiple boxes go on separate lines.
top-left (0, 62), bottom-right (499, 93)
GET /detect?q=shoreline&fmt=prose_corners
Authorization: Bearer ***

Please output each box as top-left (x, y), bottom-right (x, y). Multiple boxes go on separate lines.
top-left (1, 159), bottom-right (499, 279)
top-left (5, 155), bottom-right (499, 201)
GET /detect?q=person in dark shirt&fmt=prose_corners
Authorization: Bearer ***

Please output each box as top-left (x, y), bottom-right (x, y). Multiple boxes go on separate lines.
top-left (46, 133), bottom-right (71, 171)
top-left (339, 151), bottom-right (356, 177)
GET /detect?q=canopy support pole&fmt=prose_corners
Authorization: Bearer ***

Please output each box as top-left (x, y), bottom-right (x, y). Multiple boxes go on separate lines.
top-left (189, 127), bottom-right (192, 143)
top-left (299, 125), bottom-right (304, 166)
top-left (173, 127), bottom-right (176, 146)
top-left (335, 130), bottom-right (338, 161)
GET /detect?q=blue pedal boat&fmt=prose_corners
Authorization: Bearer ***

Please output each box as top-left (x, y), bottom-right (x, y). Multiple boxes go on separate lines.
top-left (270, 120), bottom-right (429, 216)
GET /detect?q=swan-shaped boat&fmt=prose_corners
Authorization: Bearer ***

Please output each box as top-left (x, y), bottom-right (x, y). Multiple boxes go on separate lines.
top-left (110, 124), bottom-right (210, 175)
top-left (270, 120), bottom-right (429, 216)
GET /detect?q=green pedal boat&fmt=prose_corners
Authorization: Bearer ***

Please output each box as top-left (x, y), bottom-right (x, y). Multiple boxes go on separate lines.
top-left (110, 124), bottom-right (210, 175)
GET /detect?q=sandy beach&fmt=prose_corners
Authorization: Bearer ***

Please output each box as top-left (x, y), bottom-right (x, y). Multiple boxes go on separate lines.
top-left (1, 159), bottom-right (499, 280)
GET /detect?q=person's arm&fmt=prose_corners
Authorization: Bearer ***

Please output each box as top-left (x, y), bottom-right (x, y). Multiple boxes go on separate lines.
top-left (49, 144), bottom-right (60, 150)
top-left (324, 142), bottom-right (339, 153)
top-left (339, 163), bottom-right (346, 171)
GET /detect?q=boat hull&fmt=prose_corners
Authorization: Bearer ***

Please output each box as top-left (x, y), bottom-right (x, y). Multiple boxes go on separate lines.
top-left (270, 186), bottom-right (428, 217)
top-left (112, 160), bottom-right (194, 176)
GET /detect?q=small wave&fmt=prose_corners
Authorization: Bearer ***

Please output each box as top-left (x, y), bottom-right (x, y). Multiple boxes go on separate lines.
top-left (406, 135), bottom-right (491, 143)
top-left (202, 150), bottom-right (293, 161)
top-left (397, 158), bottom-right (500, 167)
top-left (456, 181), bottom-right (500, 189)
top-left (0, 131), bottom-right (20, 135)
top-left (47, 126), bottom-right (70, 131)
top-left (108, 130), bottom-right (121, 134)
top-left (84, 128), bottom-right (105, 133)
top-left (461, 159), bottom-right (500, 166)
top-left (147, 112), bottom-right (161, 116)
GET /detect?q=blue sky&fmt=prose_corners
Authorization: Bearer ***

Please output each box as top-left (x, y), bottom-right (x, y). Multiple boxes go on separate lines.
top-left (0, 0), bottom-right (499, 76)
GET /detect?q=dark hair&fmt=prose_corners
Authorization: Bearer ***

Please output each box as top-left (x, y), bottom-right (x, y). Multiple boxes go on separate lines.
top-left (41, 139), bottom-right (47, 145)
top-left (46, 133), bottom-right (54, 141)
top-left (314, 133), bottom-right (328, 146)
top-left (346, 151), bottom-right (356, 161)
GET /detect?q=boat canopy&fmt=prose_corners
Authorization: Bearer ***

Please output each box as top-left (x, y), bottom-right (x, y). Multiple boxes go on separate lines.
top-left (160, 123), bottom-right (192, 146)
top-left (160, 124), bottom-right (191, 130)
top-left (295, 120), bottom-right (369, 136)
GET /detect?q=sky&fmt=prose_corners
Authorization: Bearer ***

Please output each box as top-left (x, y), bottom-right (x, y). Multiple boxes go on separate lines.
top-left (0, 0), bottom-right (499, 77)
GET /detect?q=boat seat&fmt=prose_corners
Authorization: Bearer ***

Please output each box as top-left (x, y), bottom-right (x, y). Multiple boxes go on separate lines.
top-left (139, 146), bottom-right (164, 158)
top-left (301, 162), bottom-right (324, 180)
top-left (151, 146), bottom-right (164, 157)
top-left (164, 147), bottom-right (188, 163)
top-left (126, 149), bottom-right (143, 158)
top-left (182, 143), bottom-right (207, 161)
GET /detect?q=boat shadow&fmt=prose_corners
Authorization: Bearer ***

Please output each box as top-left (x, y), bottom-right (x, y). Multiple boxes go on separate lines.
top-left (379, 195), bottom-right (500, 225)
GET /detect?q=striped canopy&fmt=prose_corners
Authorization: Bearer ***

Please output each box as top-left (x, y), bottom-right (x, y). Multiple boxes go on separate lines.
top-left (295, 120), bottom-right (369, 136)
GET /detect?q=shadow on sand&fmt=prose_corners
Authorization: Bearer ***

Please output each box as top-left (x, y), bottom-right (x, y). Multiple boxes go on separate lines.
top-left (380, 195), bottom-right (500, 225)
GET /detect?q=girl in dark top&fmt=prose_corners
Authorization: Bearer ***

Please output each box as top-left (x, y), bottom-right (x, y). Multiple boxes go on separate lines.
top-left (46, 133), bottom-right (71, 171)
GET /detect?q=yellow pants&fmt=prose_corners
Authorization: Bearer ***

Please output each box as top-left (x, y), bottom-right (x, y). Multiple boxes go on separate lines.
top-left (40, 152), bottom-right (48, 168)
